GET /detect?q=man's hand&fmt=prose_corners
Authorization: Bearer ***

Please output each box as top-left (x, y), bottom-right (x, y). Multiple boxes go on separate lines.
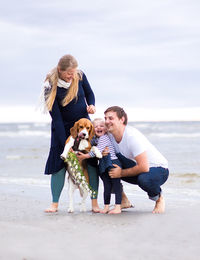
top-left (76, 152), bottom-right (90, 163)
top-left (110, 152), bottom-right (149, 178)
top-left (109, 164), bottom-right (122, 178)
top-left (87, 105), bottom-right (96, 114)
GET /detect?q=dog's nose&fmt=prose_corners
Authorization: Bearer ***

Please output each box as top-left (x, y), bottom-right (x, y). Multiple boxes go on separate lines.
top-left (79, 132), bottom-right (86, 138)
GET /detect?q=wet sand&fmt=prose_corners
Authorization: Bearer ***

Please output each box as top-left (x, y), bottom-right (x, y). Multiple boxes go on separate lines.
top-left (0, 183), bottom-right (200, 260)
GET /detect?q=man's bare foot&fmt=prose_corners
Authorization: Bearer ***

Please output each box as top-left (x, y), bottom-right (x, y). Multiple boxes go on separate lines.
top-left (108, 205), bottom-right (121, 214)
top-left (153, 196), bottom-right (165, 214)
top-left (45, 203), bottom-right (58, 213)
top-left (100, 205), bottom-right (110, 214)
top-left (91, 199), bottom-right (101, 213)
top-left (121, 191), bottom-right (134, 209)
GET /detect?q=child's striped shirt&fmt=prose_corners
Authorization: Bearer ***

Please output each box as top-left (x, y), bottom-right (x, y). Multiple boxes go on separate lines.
top-left (90, 133), bottom-right (117, 160)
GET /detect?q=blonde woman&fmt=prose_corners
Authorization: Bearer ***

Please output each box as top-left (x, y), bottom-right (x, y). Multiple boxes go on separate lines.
top-left (43, 54), bottom-right (97, 213)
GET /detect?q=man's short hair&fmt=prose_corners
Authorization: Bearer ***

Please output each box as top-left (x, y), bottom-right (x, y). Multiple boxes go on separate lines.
top-left (104, 106), bottom-right (128, 125)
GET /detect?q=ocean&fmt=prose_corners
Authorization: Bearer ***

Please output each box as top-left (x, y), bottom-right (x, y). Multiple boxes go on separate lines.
top-left (0, 121), bottom-right (200, 201)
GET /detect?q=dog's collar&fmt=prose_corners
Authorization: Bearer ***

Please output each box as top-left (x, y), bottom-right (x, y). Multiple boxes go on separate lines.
top-left (72, 136), bottom-right (89, 153)
top-left (72, 136), bottom-right (81, 151)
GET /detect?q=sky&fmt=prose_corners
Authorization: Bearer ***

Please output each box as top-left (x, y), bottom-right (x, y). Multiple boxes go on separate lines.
top-left (0, 0), bottom-right (200, 121)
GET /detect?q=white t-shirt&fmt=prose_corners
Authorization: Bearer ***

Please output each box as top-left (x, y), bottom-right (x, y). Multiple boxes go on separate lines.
top-left (109, 126), bottom-right (168, 168)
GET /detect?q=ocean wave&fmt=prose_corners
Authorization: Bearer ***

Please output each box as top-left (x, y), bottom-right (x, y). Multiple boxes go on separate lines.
top-left (124, 182), bottom-right (200, 199)
top-left (33, 122), bottom-right (49, 127)
top-left (0, 177), bottom-right (49, 187)
top-left (0, 130), bottom-right (50, 138)
top-left (5, 155), bottom-right (40, 160)
top-left (150, 132), bottom-right (200, 138)
top-left (163, 187), bottom-right (200, 198)
top-left (175, 173), bottom-right (200, 178)
top-left (6, 155), bottom-right (22, 160)
top-left (17, 124), bottom-right (31, 129)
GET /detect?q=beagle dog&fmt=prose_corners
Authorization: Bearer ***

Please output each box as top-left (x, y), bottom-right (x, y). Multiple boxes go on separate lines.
top-left (60, 118), bottom-right (101, 213)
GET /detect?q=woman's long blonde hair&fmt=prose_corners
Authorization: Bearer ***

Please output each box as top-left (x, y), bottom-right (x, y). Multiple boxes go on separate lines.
top-left (45, 54), bottom-right (82, 111)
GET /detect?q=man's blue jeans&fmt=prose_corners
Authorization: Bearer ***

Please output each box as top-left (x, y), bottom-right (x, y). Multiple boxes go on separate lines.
top-left (117, 153), bottom-right (169, 201)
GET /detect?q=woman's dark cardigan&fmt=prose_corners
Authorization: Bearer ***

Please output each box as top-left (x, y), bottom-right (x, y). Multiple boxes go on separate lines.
top-left (44, 73), bottom-right (95, 175)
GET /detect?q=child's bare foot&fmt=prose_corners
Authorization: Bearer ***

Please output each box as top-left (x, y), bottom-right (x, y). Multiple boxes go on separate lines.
top-left (44, 203), bottom-right (58, 213)
top-left (153, 196), bottom-right (165, 214)
top-left (100, 205), bottom-right (110, 214)
top-left (108, 205), bottom-right (121, 214)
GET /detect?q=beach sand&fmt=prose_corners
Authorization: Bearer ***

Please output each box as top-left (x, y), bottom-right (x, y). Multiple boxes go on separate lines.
top-left (0, 183), bottom-right (200, 260)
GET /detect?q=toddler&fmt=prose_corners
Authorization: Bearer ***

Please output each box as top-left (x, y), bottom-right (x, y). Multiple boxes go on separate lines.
top-left (90, 118), bottom-right (122, 214)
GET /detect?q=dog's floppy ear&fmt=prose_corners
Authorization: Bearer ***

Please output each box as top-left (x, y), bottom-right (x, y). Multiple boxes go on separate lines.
top-left (70, 122), bottom-right (78, 138)
top-left (88, 123), bottom-right (95, 141)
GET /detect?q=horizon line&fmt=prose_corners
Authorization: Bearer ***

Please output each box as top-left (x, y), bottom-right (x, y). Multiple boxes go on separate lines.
top-left (0, 105), bottom-right (200, 123)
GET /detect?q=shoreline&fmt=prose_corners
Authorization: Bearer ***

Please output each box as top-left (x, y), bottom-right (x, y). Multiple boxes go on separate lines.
top-left (0, 182), bottom-right (200, 260)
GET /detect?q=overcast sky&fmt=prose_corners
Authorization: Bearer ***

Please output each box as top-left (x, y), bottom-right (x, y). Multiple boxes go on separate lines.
top-left (1, 0), bottom-right (200, 120)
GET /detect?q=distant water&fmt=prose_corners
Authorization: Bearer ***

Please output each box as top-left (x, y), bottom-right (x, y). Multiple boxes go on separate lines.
top-left (0, 121), bottom-right (200, 196)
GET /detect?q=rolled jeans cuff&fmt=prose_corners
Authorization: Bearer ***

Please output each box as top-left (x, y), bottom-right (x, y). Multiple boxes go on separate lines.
top-left (149, 191), bottom-right (162, 201)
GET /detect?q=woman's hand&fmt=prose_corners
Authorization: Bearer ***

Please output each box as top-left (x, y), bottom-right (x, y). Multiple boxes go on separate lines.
top-left (76, 152), bottom-right (90, 163)
top-left (87, 105), bottom-right (96, 114)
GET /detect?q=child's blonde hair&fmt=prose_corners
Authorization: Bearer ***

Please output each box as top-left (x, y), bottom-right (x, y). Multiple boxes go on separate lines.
top-left (92, 118), bottom-right (105, 125)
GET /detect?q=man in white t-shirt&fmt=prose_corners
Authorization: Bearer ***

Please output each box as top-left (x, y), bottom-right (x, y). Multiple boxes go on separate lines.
top-left (104, 106), bottom-right (169, 213)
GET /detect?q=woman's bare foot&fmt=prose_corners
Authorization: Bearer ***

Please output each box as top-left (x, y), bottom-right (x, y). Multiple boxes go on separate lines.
top-left (100, 205), bottom-right (110, 214)
top-left (92, 207), bottom-right (101, 213)
top-left (108, 205), bottom-right (121, 214)
top-left (45, 203), bottom-right (58, 213)
top-left (153, 196), bottom-right (165, 214)
top-left (121, 191), bottom-right (134, 209)
top-left (91, 199), bottom-right (101, 213)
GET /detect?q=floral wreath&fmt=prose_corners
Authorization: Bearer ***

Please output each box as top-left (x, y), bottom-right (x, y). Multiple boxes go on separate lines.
top-left (64, 152), bottom-right (97, 199)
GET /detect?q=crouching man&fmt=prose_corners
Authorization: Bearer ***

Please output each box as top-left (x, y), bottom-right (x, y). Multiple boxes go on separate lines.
top-left (104, 106), bottom-right (169, 213)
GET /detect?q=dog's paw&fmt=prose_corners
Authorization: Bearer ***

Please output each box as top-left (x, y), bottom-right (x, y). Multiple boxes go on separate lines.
top-left (80, 206), bottom-right (86, 212)
top-left (91, 146), bottom-right (102, 159)
top-left (68, 207), bottom-right (74, 213)
top-left (60, 153), bottom-right (66, 160)
top-left (96, 151), bottom-right (102, 159)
